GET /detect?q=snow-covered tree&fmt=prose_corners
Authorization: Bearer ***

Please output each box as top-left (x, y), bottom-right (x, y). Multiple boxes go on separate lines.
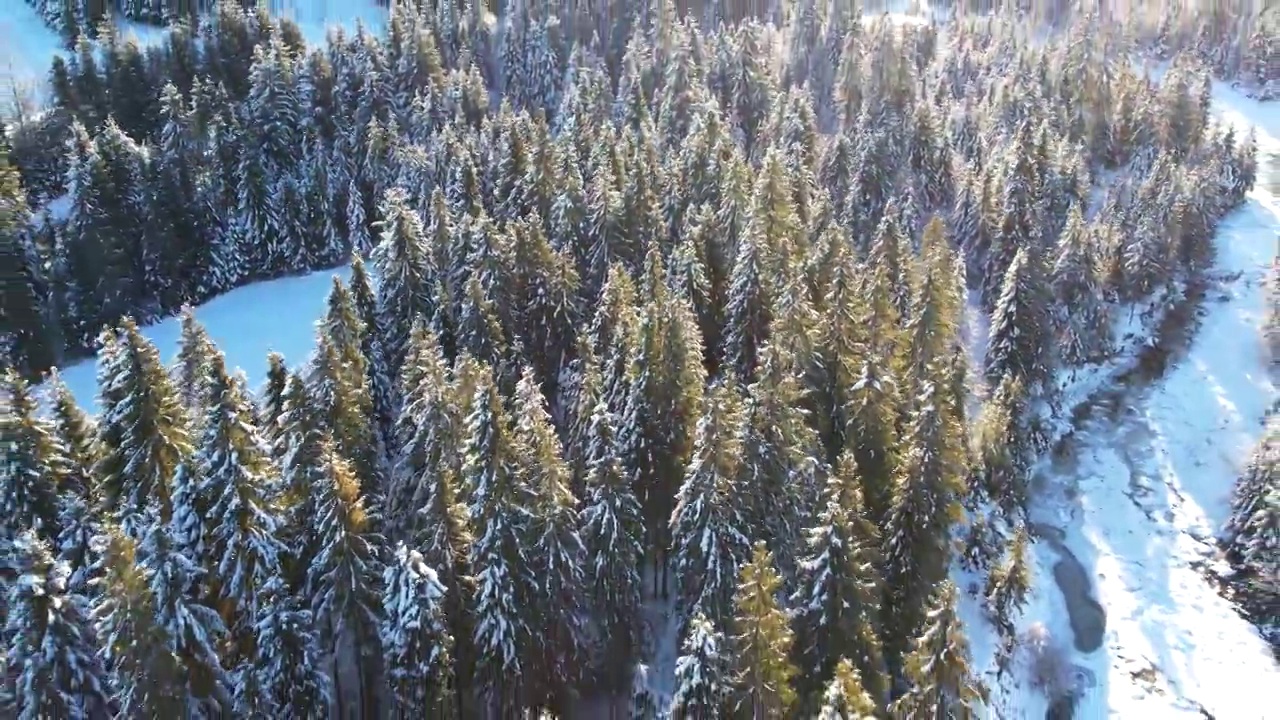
top-left (306, 442), bottom-right (384, 719)
top-left (889, 581), bottom-right (984, 718)
top-left (0, 370), bottom-right (62, 544)
top-left (380, 544), bottom-right (457, 717)
top-left (197, 352), bottom-right (285, 660)
top-left (985, 246), bottom-right (1054, 396)
top-left (731, 541), bottom-right (799, 717)
top-left (242, 578), bottom-right (332, 718)
top-left (4, 532), bottom-right (113, 720)
top-left (669, 612), bottom-right (733, 718)
top-left (579, 399), bottom-right (644, 692)
top-left (138, 515), bottom-right (229, 713)
top-left (670, 382), bottom-right (751, 630)
top-left (792, 452), bottom-right (886, 711)
top-left (816, 658), bottom-right (878, 720)
top-left (96, 320), bottom-right (193, 535)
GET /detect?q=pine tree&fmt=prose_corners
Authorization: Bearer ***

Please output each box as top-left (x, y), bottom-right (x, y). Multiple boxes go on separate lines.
top-left (816, 658), bottom-right (878, 720)
top-left (259, 352), bottom-right (290, 451)
top-left (381, 544), bottom-right (457, 718)
top-left (731, 541), bottom-right (799, 718)
top-left (889, 582), bottom-right (984, 719)
top-left (580, 399), bottom-right (644, 693)
top-left (96, 320), bottom-right (193, 535)
top-left (669, 612), bottom-right (733, 719)
top-left (91, 529), bottom-right (185, 718)
top-left (792, 452), bottom-right (887, 712)
top-left (273, 373), bottom-right (327, 591)
top-left (4, 532), bottom-right (113, 720)
top-left (349, 255), bottom-right (398, 467)
top-left (670, 382), bottom-right (751, 630)
top-left (306, 443), bottom-right (384, 719)
top-left (371, 187), bottom-right (439, 374)
top-left (1051, 207), bottom-right (1110, 366)
top-left (0, 370), bottom-right (62, 544)
top-left (173, 306), bottom-right (217, 415)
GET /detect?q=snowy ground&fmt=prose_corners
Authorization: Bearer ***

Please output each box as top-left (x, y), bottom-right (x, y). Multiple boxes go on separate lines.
top-left (969, 85), bottom-right (1280, 718)
top-left (50, 267), bottom-right (350, 413)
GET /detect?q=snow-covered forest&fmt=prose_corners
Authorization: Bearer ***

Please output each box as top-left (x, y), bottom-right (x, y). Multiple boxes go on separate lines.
top-left (1, 0), bottom-right (1277, 717)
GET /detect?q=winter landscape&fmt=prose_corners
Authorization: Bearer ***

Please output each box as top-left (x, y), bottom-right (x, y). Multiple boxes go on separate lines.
top-left (1, 0), bottom-right (1277, 718)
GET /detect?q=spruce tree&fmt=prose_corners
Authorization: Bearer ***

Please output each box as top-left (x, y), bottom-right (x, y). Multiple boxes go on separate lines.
top-left (883, 379), bottom-right (966, 662)
top-left (580, 399), bottom-right (644, 694)
top-left (985, 245), bottom-right (1054, 396)
top-left (465, 366), bottom-right (533, 715)
top-left (47, 371), bottom-right (101, 588)
top-left (306, 443), bottom-right (385, 719)
top-left (669, 612), bottom-right (733, 719)
top-left (985, 524), bottom-right (1032, 636)
top-left (173, 306), bottom-right (217, 414)
top-left (816, 658), bottom-right (878, 720)
top-left (273, 373), bottom-right (327, 591)
top-left (349, 255), bottom-right (398, 465)
top-left (380, 544), bottom-right (457, 718)
top-left (670, 382), bottom-right (751, 631)
top-left (371, 188), bottom-right (438, 374)
top-left (197, 352), bottom-right (285, 661)
top-left (258, 352), bottom-right (290, 451)
top-left (95, 320), bottom-right (193, 535)
top-left (4, 532), bottom-right (113, 720)
top-left (731, 541), bottom-right (799, 718)
top-left (241, 577), bottom-right (332, 718)
top-left (514, 368), bottom-right (587, 713)
top-left (792, 452), bottom-right (887, 712)
top-left (889, 582), bottom-right (984, 719)
top-left (138, 515), bottom-right (229, 713)
top-left (0, 370), bottom-right (62, 544)
top-left (91, 529), bottom-right (185, 718)
top-left (1051, 207), bottom-right (1110, 366)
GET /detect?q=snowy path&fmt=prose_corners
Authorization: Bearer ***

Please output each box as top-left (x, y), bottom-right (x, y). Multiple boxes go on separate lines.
top-left (1012, 87), bottom-right (1280, 718)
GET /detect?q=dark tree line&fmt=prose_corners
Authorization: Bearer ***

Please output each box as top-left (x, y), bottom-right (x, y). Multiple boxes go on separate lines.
top-left (1, 0), bottom-right (1260, 717)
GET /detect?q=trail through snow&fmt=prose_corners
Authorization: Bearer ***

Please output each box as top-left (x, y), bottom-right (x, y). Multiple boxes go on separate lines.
top-left (982, 85), bottom-right (1280, 718)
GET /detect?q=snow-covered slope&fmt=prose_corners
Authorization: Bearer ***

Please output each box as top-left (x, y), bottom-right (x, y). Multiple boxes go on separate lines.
top-left (53, 267), bottom-right (349, 413)
top-left (976, 86), bottom-right (1280, 718)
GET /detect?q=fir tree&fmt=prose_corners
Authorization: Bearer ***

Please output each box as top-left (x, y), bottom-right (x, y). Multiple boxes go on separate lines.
top-left (669, 612), bottom-right (733, 719)
top-left (371, 187), bottom-right (438, 374)
top-left (197, 352), bottom-right (285, 660)
top-left (985, 524), bottom-right (1032, 636)
top-left (258, 351), bottom-right (290, 451)
top-left (889, 582), bottom-right (984, 719)
top-left (1051, 207), bottom-right (1111, 366)
top-left (380, 544), bottom-right (457, 718)
top-left (138, 515), bottom-right (229, 713)
top-left (883, 379), bottom-right (966, 662)
top-left (985, 246), bottom-right (1054, 396)
top-left (173, 306), bottom-right (217, 414)
top-left (4, 532), bottom-right (113, 720)
top-left (47, 371), bottom-right (101, 588)
top-left (731, 541), bottom-right (799, 718)
top-left (465, 366), bottom-right (534, 715)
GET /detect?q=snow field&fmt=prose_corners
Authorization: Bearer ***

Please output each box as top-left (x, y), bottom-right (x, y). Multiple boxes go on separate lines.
top-left (52, 266), bottom-right (351, 413)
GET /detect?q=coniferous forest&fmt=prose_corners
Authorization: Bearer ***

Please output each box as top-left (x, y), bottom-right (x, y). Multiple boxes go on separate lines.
top-left (0, 0), bottom-right (1273, 717)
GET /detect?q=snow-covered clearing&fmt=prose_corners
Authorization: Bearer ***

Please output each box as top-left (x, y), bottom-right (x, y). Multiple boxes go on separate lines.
top-left (970, 86), bottom-right (1280, 718)
top-left (52, 266), bottom-right (349, 413)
